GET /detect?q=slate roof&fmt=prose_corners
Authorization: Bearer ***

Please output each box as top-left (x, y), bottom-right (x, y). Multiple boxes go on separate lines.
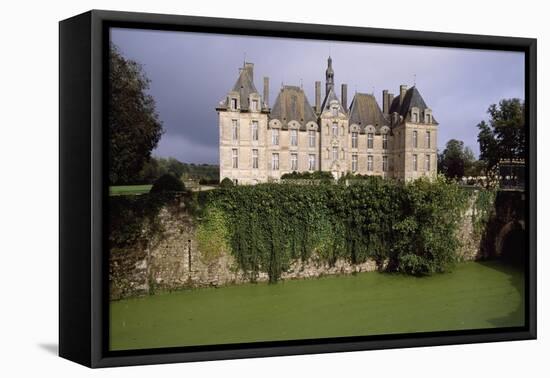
top-left (231, 68), bottom-right (260, 111)
top-left (269, 85), bottom-right (318, 129)
top-left (388, 86), bottom-right (438, 124)
top-left (217, 66), bottom-right (261, 111)
top-left (348, 93), bottom-right (390, 131)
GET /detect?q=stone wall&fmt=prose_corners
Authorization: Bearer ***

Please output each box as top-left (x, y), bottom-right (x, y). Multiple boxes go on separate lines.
top-left (110, 193), bottom-right (486, 301)
top-left (110, 203), bottom-right (380, 300)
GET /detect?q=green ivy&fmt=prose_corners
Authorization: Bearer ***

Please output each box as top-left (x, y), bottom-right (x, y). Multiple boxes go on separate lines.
top-left (471, 188), bottom-right (497, 237)
top-left (196, 206), bottom-right (229, 264)
top-left (198, 176), bottom-right (474, 281)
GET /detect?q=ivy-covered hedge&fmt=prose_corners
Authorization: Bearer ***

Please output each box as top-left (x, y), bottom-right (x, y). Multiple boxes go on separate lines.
top-left (196, 176), bottom-right (471, 282)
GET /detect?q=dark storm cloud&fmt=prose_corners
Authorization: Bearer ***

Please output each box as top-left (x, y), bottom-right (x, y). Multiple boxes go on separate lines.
top-left (111, 28), bottom-right (524, 163)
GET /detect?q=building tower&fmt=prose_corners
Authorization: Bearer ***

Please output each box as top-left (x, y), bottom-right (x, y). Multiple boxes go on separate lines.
top-left (319, 56), bottom-right (349, 179)
top-left (325, 56), bottom-right (334, 94)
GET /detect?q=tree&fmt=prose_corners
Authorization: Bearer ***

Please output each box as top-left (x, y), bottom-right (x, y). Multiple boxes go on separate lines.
top-left (150, 174), bottom-right (185, 193)
top-left (477, 98), bottom-right (525, 173)
top-left (109, 43), bottom-right (163, 185)
top-left (438, 139), bottom-right (476, 179)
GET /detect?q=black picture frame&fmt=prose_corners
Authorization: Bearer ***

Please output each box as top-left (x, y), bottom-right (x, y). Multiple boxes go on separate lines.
top-left (59, 9), bottom-right (537, 368)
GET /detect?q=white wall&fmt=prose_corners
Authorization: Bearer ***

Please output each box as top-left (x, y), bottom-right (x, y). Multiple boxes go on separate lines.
top-left (0, 0), bottom-right (547, 376)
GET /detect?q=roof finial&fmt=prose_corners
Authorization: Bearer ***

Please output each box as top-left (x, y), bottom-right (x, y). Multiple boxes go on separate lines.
top-left (300, 78), bottom-right (303, 89)
top-left (243, 52), bottom-right (247, 65)
top-left (372, 86), bottom-right (375, 95)
top-left (413, 73), bottom-right (416, 87)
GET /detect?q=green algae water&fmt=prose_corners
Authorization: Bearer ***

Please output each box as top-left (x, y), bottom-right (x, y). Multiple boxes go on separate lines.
top-left (110, 260), bottom-right (524, 351)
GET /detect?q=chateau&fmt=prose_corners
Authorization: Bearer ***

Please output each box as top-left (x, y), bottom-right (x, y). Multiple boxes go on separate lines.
top-left (216, 57), bottom-right (438, 184)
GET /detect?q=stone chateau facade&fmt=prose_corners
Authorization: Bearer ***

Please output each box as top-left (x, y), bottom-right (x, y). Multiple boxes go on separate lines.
top-left (216, 57), bottom-right (438, 184)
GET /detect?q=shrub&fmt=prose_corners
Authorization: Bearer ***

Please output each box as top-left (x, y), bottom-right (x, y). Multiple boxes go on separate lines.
top-left (150, 173), bottom-right (185, 193)
top-left (220, 177), bottom-right (234, 188)
top-left (281, 171), bottom-right (334, 183)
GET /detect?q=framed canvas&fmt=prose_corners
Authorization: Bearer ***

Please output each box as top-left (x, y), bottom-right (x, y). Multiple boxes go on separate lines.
top-left (59, 10), bottom-right (537, 368)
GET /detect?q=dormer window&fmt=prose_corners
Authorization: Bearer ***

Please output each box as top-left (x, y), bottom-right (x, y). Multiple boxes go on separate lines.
top-left (231, 98), bottom-right (238, 110)
top-left (331, 106), bottom-right (338, 117)
top-left (412, 112), bottom-right (418, 123)
top-left (251, 99), bottom-right (258, 111)
top-left (426, 114), bottom-right (431, 123)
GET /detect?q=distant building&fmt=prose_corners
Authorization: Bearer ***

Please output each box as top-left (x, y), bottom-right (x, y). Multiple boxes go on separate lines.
top-left (216, 57), bottom-right (438, 184)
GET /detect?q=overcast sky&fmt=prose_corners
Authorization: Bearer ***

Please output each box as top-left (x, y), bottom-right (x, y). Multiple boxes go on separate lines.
top-left (111, 28), bottom-right (524, 164)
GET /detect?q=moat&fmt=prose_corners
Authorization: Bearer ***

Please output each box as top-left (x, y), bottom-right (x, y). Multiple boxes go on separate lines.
top-left (110, 259), bottom-right (524, 351)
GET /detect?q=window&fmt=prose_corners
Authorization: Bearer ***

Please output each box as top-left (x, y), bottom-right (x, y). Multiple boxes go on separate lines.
top-left (232, 120), bottom-right (238, 141)
top-left (252, 121), bottom-right (258, 141)
top-left (382, 155), bottom-right (388, 172)
top-left (231, 98), bottom-right (238, 110)
top-left (413, 154), bottom-right (418, 171)
top-left (291, 129), bottom-right (298, 146)
top-left (352, 155), bottom-right (358, 172)
top-left (331, 106), bottom-right (338, 117)
top-left (332, 147), bottom-right (338, 161)
top-left (425, 154), bottom-right (431, 171)
top-left (308, 154), bottom-right (316, 171)
top-left (425, 131), bottom-right (431, 148)
top-left (382, 133), bottom-right (388, 149)
top-left (308, 130), bottom-right (316, 147)
top-left (251, 99), bottom-right (258, 111)
top-left (332, 122), bottom-right (338, 137)
top-left (412, 112), bottom-right (418, 122)
top-left (413, 130), bottom-right (418, 148)
top-left (272, 153), bottom-right (279, 170)
top-left (291, 153), bottom-right (298, 171)
top-left (272, 128), bottom-right (279, 145)
top-left (426, 114), bottom-right (431, 123)
top-left (367, 133), bottom-right (373, 149)
top-left (367, 155), bottom-right (373, 171)
top-left (232, 149), bottom-right (238, 169)
top-left (252, 149), bottom-right (258, 169)
top-left (351, 132), bottom-right (358, 148)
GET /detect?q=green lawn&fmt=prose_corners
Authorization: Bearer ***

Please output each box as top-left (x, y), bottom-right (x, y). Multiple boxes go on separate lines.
top-left (109, 185), bottom-right (152, 196)
top-left (110, 260), bottom-right (524, 351)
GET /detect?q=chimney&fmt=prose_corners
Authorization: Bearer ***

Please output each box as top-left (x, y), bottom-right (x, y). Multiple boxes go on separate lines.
top-left (315, 81), bottom-right (321, 113)
top-left (382, 89), bottom-right (389, 115)
top-left (341, 84), bottom-right (348, 111)
top-left (244, 62), bottom-right (254, 82)
top-left (388, 93), bottom-right (394, 111)
top-left (399, 85), bottom-right (408, 106)
top-left (263, 77), bottom-right (269, 108)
